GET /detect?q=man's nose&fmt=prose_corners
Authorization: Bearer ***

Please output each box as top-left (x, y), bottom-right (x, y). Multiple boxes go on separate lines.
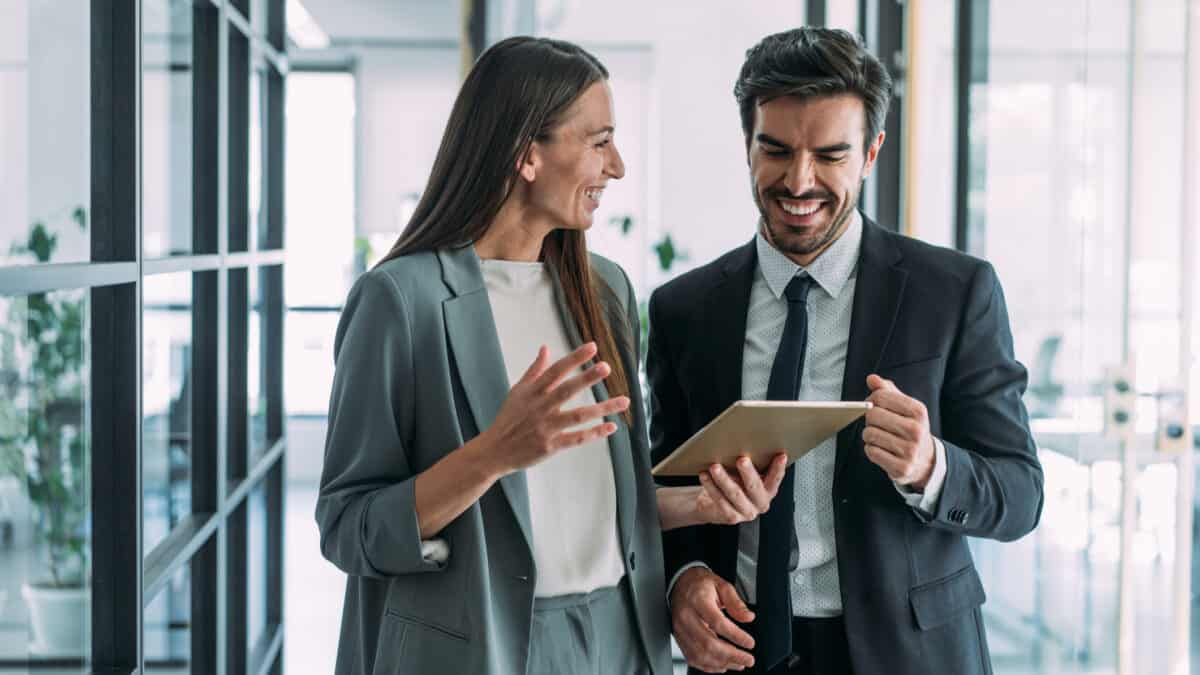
top-left (781, 156), bottom-right (816, 197)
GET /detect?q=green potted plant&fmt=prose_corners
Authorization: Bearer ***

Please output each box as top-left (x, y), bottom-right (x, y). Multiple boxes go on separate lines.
top-left (0, 210), bottom-right (90, 657)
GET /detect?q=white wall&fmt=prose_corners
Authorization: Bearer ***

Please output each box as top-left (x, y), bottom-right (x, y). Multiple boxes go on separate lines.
top-left (539, 1), bottom-right (809, 284)
top-left (354, 46), bottom-right (461, 249)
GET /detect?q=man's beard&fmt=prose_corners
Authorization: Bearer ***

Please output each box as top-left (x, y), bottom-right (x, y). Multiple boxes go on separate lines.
top-left (754, 184), bottom-right (859, 257)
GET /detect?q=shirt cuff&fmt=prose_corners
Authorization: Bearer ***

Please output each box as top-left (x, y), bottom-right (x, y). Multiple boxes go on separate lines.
top-left (893, 437), bottom-right (947, 516)
top-left (420, 538), bottom-right (450, 564)
top-left (667, 561), bottom-right (711, 606)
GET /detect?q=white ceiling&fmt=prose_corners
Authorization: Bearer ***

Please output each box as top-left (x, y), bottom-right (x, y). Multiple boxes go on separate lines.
top-left (299, 0), bottom-right (462, 43)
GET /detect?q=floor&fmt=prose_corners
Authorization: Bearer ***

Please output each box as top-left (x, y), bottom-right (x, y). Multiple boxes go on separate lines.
top-left (0, 481), bottom-right (1192, 673)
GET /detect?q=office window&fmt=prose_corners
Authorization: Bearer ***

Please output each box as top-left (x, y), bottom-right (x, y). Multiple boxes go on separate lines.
top-left (953, 1), bottom-right (1196, 673)
top-left (0, 288), bottom-right (91, 665)
top-left (142, 0), bottom-right (196, 258)
top-left (0, 1), bottom-right (288, 670)
top-left (0, 1), bottom-right (91, 268)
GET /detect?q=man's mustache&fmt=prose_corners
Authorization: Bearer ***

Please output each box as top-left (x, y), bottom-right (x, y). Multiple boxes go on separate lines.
top-left (765, 189), bottom-right (836, 201)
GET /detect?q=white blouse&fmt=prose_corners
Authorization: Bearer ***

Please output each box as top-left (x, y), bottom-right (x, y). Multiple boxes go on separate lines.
top-left (480, 258), bottom-right (625, 598)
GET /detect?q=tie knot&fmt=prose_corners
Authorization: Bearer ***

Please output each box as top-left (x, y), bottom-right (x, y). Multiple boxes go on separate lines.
top-left (783, 274), bottom-right (812, 304)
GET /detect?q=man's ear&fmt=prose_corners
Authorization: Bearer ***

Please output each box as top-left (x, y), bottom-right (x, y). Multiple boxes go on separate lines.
top-left (517, 143), bottom-right (540, 183)
top-left (860, 131), bottom-right (886, 179)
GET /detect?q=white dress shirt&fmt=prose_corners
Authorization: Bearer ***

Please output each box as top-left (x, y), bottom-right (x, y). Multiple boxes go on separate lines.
top-left (480, 259), bottom-right (626, 598)
top-left (669, 212), bottom-right (947, 616)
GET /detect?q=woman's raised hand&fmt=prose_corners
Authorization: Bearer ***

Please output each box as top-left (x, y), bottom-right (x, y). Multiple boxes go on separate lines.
top-left (479, 342), bottom-right (629, 477)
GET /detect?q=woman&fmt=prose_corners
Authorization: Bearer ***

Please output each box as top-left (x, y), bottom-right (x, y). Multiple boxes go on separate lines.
top-left (316, 36), bottom-right (787, 675)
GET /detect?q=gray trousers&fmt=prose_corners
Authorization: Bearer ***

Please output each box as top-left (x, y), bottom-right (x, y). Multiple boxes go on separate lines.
top-left (528, 577), bottom-right (649, 675)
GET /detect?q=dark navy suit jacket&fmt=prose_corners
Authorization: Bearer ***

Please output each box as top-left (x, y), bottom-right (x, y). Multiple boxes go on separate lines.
top-left (647, 217), bottom-right (1044, 675)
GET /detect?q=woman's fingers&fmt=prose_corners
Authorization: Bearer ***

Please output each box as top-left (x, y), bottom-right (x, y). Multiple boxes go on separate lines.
top-left (731, 456), bottom-right (773, 512)
top-left (549, 420), bottom-right (619, 452)
top-left (533, 342), bottom-right (598, 391)
top-left (698, 473), bottom-right (743, 524)
top-left (517, 345), bottom-right (552, 385)
top-left (552, 396), bottom-right (629, 430)
top-left (761, 452), bottom-right (788, 496)
top-left (546, 360), bottom-right (612, 410)
top-left (707, 463), bottom-right (758, 519)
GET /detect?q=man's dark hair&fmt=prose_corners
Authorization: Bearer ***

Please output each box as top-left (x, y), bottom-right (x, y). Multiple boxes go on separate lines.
top-left (735, 27), bottom-right (893, 154)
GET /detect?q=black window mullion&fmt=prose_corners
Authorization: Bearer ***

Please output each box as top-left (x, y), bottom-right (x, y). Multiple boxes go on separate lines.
top-left (806, 0), bottom-right (826, 27)
top-left (90, 283), bottom-right (141, 671)
top-left (870, 0), bottom-right (904, 232)
top-left (954, 0), bottom-right (989, 253)
top-left (226, 503), bottom-right (249, 674)
top-left (229, 268), bottom-right (249, 484)
top-left (191, 266), bottom-right (220, 673)
top-left (93, 0), bottom-right (138, 265)
top-left (191, 537), bottom-right (219, 674)
top-left (264, 71), bottom-right (285, 250)
top-left (267, 0), bottom-right (285, 51)
top-left (266, 459), bottom-right (285, 665)
top-left (229, 34), bottom-right (250, 252)
top-left (194, 4), bottom-right (220, 255)
top-left (92, 0), bottom-right (140, 668)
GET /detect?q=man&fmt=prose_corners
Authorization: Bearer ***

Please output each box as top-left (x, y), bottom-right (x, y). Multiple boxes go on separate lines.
top-left (647, 28), bottom-right (1044, 675)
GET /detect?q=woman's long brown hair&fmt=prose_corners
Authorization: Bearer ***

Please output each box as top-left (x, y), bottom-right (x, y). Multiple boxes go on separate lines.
top-left (374, 36), bottom-right (633, 424)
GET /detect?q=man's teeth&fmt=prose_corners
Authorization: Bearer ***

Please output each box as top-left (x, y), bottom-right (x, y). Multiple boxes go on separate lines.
top-left (586, 189), bottom-right (604, 201)
top-left (779, 200), bottom-right (822, 216)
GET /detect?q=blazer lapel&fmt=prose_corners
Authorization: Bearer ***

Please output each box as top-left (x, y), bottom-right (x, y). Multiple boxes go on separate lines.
top-left (545, 265), bottom-right (638, 552)
top-left (705, 240), bottom-right (758, 416)
top-left (438, 246), bottom-right (535, 557)
top-left (835, 217), bottom-right (907, 483)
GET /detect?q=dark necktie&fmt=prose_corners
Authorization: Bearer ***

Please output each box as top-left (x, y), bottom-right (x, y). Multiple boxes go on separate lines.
top-left (755, 273), bottom-right (812, 670)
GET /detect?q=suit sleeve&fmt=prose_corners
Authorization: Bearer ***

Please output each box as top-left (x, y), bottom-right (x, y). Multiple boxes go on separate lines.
top-left (314, 270), bottom-right (447, 578)
top-left (646, 290), bottom-right (715, 582)
top-left (925, 262), bottom-right (1045, 541)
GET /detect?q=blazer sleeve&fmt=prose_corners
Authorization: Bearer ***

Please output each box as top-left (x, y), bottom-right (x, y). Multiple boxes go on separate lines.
top-left (927, 262), bottom-right (1045, 541)
top-left (315, 270), bottom-right (446, 578)
top-left (646, 290), bottom-right (713, 582)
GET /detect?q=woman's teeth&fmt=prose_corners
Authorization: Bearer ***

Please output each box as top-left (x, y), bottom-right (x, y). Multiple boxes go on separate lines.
top-left (585, 188), bottom-right (604, 201)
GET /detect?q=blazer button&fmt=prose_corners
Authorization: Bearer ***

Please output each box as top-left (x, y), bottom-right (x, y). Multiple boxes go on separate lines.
top-left (629, 552), bottom-right (637, 571)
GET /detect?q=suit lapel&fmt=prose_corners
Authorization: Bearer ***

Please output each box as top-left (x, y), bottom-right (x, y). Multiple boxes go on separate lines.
top-left (835, 218), bottom-right (907, 483)
top-left (706, 240), bottom-right (758, 416)
top-left (438, 246), bottom-right (535, 557)
top-left (546, 265), bottom-right (637, 552)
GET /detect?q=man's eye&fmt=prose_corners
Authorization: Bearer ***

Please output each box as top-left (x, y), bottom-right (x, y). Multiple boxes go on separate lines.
top-left (819, 155), bottom-right (847, 162)
top-left (763, 148), bottom-right (789, 157)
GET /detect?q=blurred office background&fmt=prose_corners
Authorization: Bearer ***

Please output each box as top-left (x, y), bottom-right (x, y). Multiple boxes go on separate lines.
top-left (0, 0), bottom-right (1198, 673)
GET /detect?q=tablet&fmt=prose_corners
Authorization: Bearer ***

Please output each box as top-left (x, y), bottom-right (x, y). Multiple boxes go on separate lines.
top-left (650, 400), bottom-right (873, 477)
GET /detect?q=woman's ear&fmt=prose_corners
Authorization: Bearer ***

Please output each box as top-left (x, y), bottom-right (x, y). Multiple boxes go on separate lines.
top-left (517, 143), bottom-right (540, 183)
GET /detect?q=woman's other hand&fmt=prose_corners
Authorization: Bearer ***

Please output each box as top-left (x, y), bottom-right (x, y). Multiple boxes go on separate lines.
top-left (691, 451), bottom-right (792, 526)
top-left (693, 453), bottom-right (788, 525)
top-left (657, 453), bottom-right (788, 531)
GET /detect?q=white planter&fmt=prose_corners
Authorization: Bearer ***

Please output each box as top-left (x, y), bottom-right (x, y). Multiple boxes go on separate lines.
top-left (20, 583), bottom-right (87, 658)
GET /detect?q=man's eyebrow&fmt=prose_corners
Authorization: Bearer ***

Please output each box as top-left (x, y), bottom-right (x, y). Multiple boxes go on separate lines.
top-left (755, 133), bottom-right (790, 149)
top-left (813, 142), bottom-right (852, 154)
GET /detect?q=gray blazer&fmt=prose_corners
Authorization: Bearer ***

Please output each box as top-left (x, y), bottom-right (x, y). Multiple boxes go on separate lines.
top-left (316, 245), bottom-right (673, 675)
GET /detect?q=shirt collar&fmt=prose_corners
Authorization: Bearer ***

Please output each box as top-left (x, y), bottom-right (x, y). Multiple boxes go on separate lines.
top-left (755, 210), bottom-right (862, 300)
